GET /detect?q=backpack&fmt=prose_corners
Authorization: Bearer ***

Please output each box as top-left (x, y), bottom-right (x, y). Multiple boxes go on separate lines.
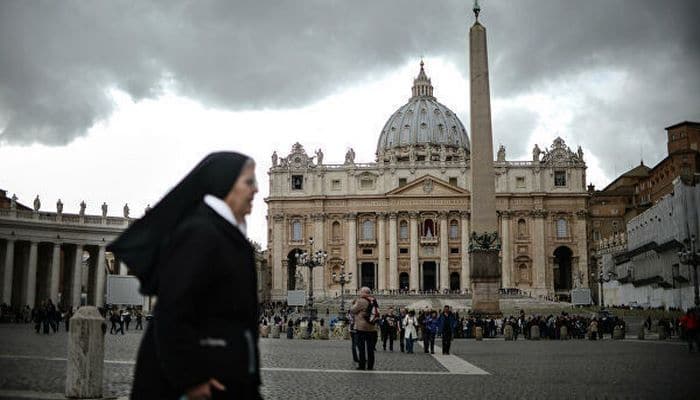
top-left (366, 297), bottom-right (380, 323)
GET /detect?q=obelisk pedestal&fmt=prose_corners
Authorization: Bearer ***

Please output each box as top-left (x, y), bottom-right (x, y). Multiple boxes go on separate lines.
top-left (467, 3), bottom-right (501, 316)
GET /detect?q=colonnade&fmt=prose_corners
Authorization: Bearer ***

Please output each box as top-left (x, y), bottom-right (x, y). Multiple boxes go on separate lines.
top-left (0, 238), bottom-right (110, 309)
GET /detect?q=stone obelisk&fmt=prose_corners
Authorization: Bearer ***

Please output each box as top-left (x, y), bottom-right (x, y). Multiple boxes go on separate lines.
top-left (468, 1), bottom-right (501, 315)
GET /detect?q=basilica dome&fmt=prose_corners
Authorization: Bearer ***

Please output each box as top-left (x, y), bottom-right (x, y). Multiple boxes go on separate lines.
top-left (376, 62), bottom-right (470, 159)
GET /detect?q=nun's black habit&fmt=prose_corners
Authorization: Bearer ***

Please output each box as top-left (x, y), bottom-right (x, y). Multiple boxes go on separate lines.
top-left (108, 152), bottom-right (261, 399)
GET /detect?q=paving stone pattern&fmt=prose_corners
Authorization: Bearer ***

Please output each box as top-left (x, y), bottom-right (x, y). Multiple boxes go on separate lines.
top-left (1, 323), bottom-right (699, 399)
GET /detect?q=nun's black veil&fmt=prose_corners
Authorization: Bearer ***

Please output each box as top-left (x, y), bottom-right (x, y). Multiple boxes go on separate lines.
top-left (107, 151), bottom-right (251, 295)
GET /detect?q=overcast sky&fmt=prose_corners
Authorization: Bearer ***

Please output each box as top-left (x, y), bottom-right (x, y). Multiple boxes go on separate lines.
top-left (1, 0), bottom-right (699, 247)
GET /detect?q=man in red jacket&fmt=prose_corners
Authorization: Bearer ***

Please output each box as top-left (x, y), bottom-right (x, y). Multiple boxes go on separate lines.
top-left (682, 309), bottom-right (699, 353)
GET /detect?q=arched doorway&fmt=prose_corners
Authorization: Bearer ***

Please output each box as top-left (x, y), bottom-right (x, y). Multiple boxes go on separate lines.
top-left (449, 272), bottom-right (460, 291)
top-left (399, 272), bottom-right (409, 291)
top-left (422, 261), bottom-right (436, 291)
top-left (287, 249), bottom-right (302, 290)
top-left (360, 262), bottom-right (375, 290)
top-left (553, 246), bottom-right (573, 292)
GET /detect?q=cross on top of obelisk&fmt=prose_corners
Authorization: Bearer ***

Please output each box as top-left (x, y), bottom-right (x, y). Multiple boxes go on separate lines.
top-left (473, 0), bottom-right (481, 20)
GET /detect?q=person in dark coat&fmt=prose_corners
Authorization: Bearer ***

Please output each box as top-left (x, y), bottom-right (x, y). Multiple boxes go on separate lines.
top-left (437, 305), bottom-right (458, 355)
top-left (108, 152), bottom-right (261, 400)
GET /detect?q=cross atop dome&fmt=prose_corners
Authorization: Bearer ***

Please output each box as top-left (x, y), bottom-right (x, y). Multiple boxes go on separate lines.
top-left (411, 60), bottom-right (434, 99)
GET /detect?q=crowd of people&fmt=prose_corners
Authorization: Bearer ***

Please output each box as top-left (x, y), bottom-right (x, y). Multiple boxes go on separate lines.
top-left (0, 302), bottom-right (148, 336)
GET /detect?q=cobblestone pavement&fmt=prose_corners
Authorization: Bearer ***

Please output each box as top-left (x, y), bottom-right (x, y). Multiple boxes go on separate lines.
top-left (1, 323), bottom-right (699, 399)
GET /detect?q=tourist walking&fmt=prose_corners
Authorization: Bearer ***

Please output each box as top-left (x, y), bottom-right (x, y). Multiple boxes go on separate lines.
top-left (423, 310), bottom-right (438, 354)
top-left (438, 305), bottom-right (457, 355)
top-left (108, 152), bottom-right (262, 399)
top-left (403, 310), bottom-right (418, 354)
top-left (350, 287), bottom-right (378, 370)
top-left (381, 307), bottom-right (398, 351)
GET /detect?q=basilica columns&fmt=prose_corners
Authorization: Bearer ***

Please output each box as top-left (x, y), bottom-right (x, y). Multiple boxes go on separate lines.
top-left (23, 241), bottom-right (38, 307)
top-left (500, 211), bottom-right (512, 288)
top-left (272, 214), bottom-right (284, 295)
top-left (377, 212), bottom-right (387, 291)
top-left (94, 246), bottom-right (106, 307)
top-left (460, 212), bottom-right (470, 291)
top-left (71, 244), bottom-right (83, 308)
top-left (346, 213), bottom-right (358, 290)
top-left (439, 213), bottom-right (449, 291)
top-left (388, 213), bottom-right (398, 290)
top-left (532, 209), bottom-right (548, 293)
top-left (409, 212), bottom-right (419, 290)
top-left (312, 214), bottom-right (325, 295)
top-left (49, 243), bottom-right (61, 303)
top-left (2, 239), bottom-right (15, 304)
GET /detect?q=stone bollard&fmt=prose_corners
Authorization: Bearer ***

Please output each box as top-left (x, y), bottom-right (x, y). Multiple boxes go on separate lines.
top-left (504, 325), bottom-right (513, 341)
top-left (560, 326), bottom-right (568, 340)
top-left (637, 325), bottom-right (645, 340)
top-left (658, 326), bottom-right (667, 340)
top-left (271, 324), bottom-right (280, 338)
top-left (475, 326), bottom-right (483, 341)
top-left (260, 325), bottom-right (270, 338)
top-left (319, 326), bottom-right (329, 340)
top-left (613, 326), bottom-right (624, 340)
top-left (65, 307), bottom-right (105, 399)
top-left (530, 325), bottom-right (540, 340)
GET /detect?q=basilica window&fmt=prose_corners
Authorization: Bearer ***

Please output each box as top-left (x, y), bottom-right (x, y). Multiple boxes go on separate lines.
top-left (291, 220), bottom-right (303, 241)
top-left (332, 221), bottom-right (341, 241)
top-left (291, 175), bottom-right (303, 190)
top-left (516, 177), bottom-right (525, 188)
top-left (556, 219), bottom-right (568, 238)
top-left (449, 220), bottom-right (459, 240)
top-left (331, 179), bottom-right (341, 191)
top-left (449, 177), bottom-right (458, 186)
top-left (361, 220), bottom-right (375, 240)
top-left (360, 177), bottom-right (374, 190)
top-left (399, 220), bottom-right (409, 240)
top-left (554, 171), bottom-right (566, 187)
top-left (517, 219), bottom-right (528, 238)
top-left (423, 219), bottom-right (435, 237)
top-left (399, 178), bottom-right (407, 187)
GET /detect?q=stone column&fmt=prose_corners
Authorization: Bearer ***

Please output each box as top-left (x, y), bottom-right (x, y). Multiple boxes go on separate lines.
top-left (439, 212), bottom-right (449, 291)
top-left (575, 210), bottom-right (589, 287)
top-left (501, 211), bottom-right (512, 288)
top-left (2, 239), bottom-right (15, 305)
top-left (24, 241), bottom-right (38, 307)
top-left (118, 260), bottom-right (128, 276)
top-left (388, 213), bottom-right (398, 290)
top-left (312, 213), bottom-right (325, 296)
top-left (460, 212), bottom-right (471, 292)
top-left (409, 212), bottom-right (419, 290)
top-left (49, 243), bottom-right (61, 303)
top-left (72, 244), bottom-right (84, 309)
top-left (346, 213), bottom-right (358, 290)
top-left (531, 209), bottom-right (548, 294)
top-left (94, 246), bottom-right (106, 307)
top-left (373, 212), bottom-right (386, 291)
top-left (272, 214), bottom-right (285, 298)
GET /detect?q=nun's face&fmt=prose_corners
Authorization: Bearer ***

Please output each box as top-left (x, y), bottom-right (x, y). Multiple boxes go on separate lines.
top-left (225, 162), bottom-right (258, 220)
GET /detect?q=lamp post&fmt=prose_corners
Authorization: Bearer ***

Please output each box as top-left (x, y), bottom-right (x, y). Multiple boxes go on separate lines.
top-left (678, 234), bottom-right (700, 307)
top-left (295, 237), bottom-right (328, 320)
top-left (332, 263), bottom-right (352, 318)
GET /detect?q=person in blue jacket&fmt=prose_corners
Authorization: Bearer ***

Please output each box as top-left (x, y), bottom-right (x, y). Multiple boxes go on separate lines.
top-left (423, 310), bottom-right (439, 354)
top-left (437, 305), bottom-right (458, 355)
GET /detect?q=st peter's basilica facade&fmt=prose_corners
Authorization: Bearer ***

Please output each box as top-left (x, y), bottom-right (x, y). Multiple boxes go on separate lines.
top-left (266, 63), bottom-right (589, 301)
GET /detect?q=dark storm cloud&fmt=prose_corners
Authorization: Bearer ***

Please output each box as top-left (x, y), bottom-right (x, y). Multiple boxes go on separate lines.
top-left (0, 0), bottom-right (698, 181)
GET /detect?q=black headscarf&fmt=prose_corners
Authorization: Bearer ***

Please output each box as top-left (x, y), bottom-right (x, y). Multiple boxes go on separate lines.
top-left (107, 151), bottom-right (251, 295)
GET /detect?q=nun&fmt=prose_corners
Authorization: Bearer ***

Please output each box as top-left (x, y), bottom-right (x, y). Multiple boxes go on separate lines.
top-left (108, 152), bottom-right (261, 400)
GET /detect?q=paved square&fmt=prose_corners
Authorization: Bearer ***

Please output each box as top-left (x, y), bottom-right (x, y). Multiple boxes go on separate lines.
top-left (0, 324), bottom-right (699, 399)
